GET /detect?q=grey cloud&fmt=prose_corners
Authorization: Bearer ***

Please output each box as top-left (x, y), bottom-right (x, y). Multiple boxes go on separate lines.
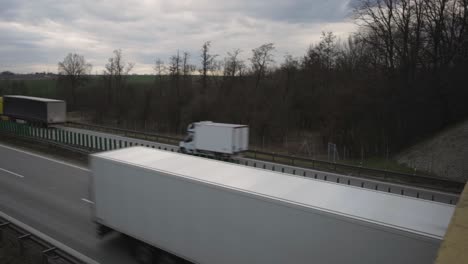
top-left (0, 0), bottom-right (356, 73)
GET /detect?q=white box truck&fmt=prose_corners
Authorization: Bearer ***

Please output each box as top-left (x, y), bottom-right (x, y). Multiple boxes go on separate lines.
top-left (91, 147), bottom-right (455, 264)
top-left (179, 121), bottom-right (248, 157)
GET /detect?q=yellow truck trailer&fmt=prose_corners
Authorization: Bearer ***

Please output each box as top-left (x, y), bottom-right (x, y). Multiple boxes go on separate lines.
top-left (0, 96), bottom-right (8, 120)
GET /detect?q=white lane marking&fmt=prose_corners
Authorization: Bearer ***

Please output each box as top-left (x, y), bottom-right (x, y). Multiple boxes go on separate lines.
top-left (0, 143), bottom-right (89, 172)
top-left (0, 167), bottom-right (25, 178)
top-left (81, 198), bottom-right (94, 204)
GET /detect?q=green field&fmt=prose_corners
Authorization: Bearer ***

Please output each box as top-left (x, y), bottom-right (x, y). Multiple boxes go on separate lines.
top-left (0, 76), bottom-right (159, 98)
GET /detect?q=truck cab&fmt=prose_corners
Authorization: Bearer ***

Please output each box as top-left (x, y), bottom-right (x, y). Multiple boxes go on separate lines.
top-left (179, 133), bottom-right (195, 154)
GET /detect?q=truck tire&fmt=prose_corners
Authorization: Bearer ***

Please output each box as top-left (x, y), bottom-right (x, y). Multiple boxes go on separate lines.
top-left (134, 243), bottom-right (155, 264)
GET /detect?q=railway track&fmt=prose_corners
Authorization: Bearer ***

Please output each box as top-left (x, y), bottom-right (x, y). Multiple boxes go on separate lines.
top-left (0, 120), bottom-right (463, 204)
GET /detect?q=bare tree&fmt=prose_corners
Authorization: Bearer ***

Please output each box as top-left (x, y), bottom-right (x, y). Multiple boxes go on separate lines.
top-left (154, 59), bottom-right (166, 77)
top-left (250, 43), bottom-right (275, 89)
top-left (356, 0), bottom-right (398, 72)
top-left (169, 51), bottom-right (181, 77)
top-left (224, 49), bottom-right (244, 77)
top-left (58, 53), bottom-right (92, 108)
top-left (281, 54), bottom-right (300, 98)
top-left (199, 41), bottom-right (218, 93)
top-left (182, 51), bottom-right (196, 76)
top-left (103, 49), bottom-right (134, 105)
top-left (103, 49), bottom-right (134, 123)
top-left (154, 59), bottom-right (166, 96)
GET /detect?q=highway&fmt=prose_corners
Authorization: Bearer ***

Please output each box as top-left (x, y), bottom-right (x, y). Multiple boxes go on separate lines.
top-left (0, 143), bottom-right (137, 264)
top-left (1, 121), bottom-right (458, 204)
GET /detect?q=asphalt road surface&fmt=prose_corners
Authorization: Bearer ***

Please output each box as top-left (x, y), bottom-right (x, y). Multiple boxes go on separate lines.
top-left (0, 143), bottom-right (138, 264)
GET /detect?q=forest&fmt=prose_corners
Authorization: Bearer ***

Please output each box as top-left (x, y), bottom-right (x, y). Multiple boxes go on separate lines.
top-left (1, 0), bottom-right (467, 159)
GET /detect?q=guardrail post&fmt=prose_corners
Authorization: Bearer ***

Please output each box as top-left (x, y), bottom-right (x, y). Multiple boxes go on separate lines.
top-left (0, 222), bottom-right (10, 242)
top-left (42, 247), bottom-right (56, 264)
top-left (18, 233), bottom-right (31, 255)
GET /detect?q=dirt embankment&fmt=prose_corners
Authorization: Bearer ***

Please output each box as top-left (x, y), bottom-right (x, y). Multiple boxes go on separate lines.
top-left (397, 120), bottom-right (468, 181)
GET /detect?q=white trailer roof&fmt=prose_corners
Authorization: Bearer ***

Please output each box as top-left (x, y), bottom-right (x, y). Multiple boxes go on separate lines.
top-left (93, 146), bottom-right (455, 239)
top-left (4, 95), bottom-right (64, 103)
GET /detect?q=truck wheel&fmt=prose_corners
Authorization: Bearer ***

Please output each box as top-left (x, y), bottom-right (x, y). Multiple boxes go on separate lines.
top-left (135, 243), bottom-right (155, 264)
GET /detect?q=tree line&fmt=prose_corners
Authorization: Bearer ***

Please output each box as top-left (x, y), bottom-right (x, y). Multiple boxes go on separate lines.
top-left (3, 0), bottom-right (468, 159)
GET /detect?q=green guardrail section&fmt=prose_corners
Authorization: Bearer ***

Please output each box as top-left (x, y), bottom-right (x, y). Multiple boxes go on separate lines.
top-left (0, 120), bottom-right (178, 154)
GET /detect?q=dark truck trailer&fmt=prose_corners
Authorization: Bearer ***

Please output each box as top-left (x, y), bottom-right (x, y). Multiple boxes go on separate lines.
top-left (3, 95), bottom-right (66, 125)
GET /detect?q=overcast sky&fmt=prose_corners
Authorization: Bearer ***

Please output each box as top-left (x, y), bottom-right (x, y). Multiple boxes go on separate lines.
top-left (0, 0), bottom-right (357, 74)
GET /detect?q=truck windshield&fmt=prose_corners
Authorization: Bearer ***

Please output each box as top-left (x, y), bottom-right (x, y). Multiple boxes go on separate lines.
top-left (184, 135), bottom-right (193, 142)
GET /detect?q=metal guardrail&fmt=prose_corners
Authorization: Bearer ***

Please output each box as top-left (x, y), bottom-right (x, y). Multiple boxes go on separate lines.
top-left (65, 122), bottom-right (181, 145)
top-left (0, 120), bottom-right (179, 154)
top-left (234, 158), bottom-right (460, 204)
top-left (245, 150), bottom-right (466, 194)
top-left (0, 120), bottom-right (463, 202)
top-left (65, 121), bottom-right (466, 194)
top-left (0, 213), bottom-right (93, 264)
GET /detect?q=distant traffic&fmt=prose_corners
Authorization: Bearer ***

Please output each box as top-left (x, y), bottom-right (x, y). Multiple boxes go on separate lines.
top-left (0, 95), bottom-right (66, 126)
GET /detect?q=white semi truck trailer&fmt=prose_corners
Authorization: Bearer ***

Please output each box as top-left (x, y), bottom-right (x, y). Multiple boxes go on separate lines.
top-left (179, 121), bottom-right (248, 157)
top-left (91, 146), bottom-right (455, 264)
